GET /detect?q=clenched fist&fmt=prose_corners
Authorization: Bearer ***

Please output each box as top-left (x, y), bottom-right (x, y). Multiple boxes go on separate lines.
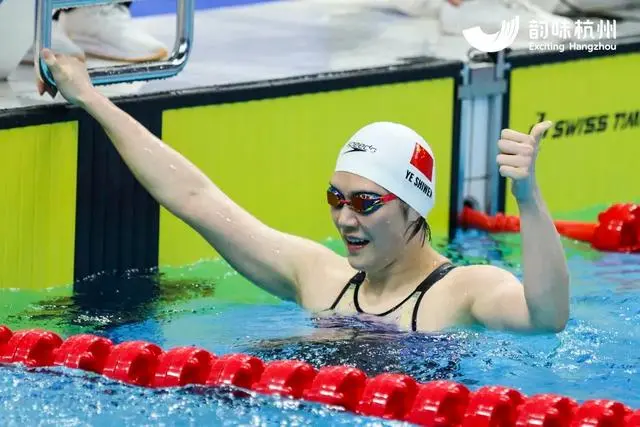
top-left (497, 121), bottom-right (553, 203)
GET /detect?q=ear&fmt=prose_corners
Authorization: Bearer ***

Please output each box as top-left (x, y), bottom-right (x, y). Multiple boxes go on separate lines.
top-left (398, 201), bottom-right (409, 220)
top-left (400, 202), bottom-right (422, 224)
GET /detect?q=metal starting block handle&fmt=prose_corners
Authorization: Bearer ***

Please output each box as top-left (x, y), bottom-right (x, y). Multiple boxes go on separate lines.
top-left (35, 0), bottom-right (194, 89)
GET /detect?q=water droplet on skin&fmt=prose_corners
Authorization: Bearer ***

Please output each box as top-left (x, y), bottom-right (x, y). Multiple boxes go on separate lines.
top-left (274, 249), bottom-right (281, 255)
top-left (226, 218), bottom-right (232, 223)
top-left (144, 148), bottom-right (152, 154)
top-left (169, 164), bottom-right (176, 171)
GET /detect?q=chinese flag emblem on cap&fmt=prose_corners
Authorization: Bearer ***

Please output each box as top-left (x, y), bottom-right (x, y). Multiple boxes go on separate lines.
top-left (409, 143), bottom-right (434, 182)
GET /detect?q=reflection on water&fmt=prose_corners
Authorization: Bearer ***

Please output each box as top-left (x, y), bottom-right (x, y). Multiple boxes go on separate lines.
top-left (249, 314), bottom-right (467, 382)
top-left (1, 230), bottom-right (639, 427)
top-left (1, 268), bottom-right (217, 335)
top-left (1, 233), bottom-right (510, 332)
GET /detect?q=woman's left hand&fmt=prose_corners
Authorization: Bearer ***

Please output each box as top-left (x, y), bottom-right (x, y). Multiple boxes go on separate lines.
top-left (496, 121), bottom-right (553, 203)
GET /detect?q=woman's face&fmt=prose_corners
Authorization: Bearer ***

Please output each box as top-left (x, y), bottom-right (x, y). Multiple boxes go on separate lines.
top-left (328, 171), bottom-right (418, 272)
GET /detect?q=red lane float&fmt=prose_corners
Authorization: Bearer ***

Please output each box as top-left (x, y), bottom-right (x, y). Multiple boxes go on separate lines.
top-left (459, 203), bottom-right (640, 253)
top-left (462, 385), bottom-right (525, 427)
top-left (572, 400), bottom-right (633, 427)
top-left (404, 380), bottom-right (470, 426)
top-left (252, 360), bottom-right (317, 399)
top-left (303, 365), bottom-right (368, 411)
top-left (0, 329), bottom-right (63, 367)
top-left (356, 373), bottom-right (419, 420)
top-left (206, 353), bottom-right (264, 389)
top-left (0, 324), bottom-right (637, 426)
top-left (0, 325), bottom-right (12, 345)
top-left (626, 410), bottom-right (640, 427)
top-left (53, 334), bottom-right (113, 373)
top-left (515, 394), bottom-right (578, 427)
top-left (153, 346), bottom-right (215, 387)
top-left (102, 341), bottom-right (163, 386)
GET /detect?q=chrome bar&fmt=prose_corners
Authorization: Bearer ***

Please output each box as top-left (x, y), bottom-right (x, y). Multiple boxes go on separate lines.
top-left (36, 0), bottom-right (194, 89)
top-left (52, 0), bottom-right (132, 6)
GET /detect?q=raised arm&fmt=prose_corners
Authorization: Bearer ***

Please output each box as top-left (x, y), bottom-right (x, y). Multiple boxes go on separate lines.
top-left (37, 49), bottom-right (345, 305)
top-left (470, 121), bottom-right (570, 333)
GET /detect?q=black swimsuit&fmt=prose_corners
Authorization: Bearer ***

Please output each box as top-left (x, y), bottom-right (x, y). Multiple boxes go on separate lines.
top-left (247, 262), bottom-right (461, 379)
top-left (328, 262), bottom-right (457, 331)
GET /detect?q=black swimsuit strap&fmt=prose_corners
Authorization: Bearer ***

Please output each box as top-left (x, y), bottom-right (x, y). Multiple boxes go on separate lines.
top-left (329, 271), bottom-right (366, 310)
top-left (354, 262), bottom-right (456, 319)
top-left (410, 262), bottom-right (457, 331)
top-left (329, 263), bottom-right (457, 331)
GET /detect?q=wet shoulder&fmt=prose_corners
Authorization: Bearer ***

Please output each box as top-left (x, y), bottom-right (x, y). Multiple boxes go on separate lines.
top-left (449, 264), bottom-right (520, 292)
top-left (412, 265), bottom-right (475, 331)
top-left (297, 255), bottom-right (359, 312)
top-left (413, 264), bottom-right (520, 331)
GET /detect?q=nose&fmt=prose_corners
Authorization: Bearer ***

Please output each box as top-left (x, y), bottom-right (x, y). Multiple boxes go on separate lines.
top-left (335, 205), bottom-right (359, 230)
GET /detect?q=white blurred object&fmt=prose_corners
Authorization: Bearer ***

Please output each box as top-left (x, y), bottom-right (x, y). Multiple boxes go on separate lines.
top-left (21, 20), bottom-right (86, 65)
top-left (440, 0), bottom-right (576, 47)
top-left (383, 0), bottom-right (449, 16)
top-left (552, 0), bottom-right (637, 14)
top-left (528, 0), bottom-right (560, 11)
top-left (0, 0), bottom-right (35, 80)
top-left (299, 0), bottom-right (445, 16)
top-left (61, 4), bottom-right (169, 62)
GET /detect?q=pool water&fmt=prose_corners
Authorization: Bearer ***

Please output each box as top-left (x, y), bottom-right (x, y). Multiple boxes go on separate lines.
top-left (1, 230), bottom-right (639, 426)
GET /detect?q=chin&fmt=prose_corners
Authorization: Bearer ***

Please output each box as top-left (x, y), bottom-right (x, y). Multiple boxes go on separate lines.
top-left (346, 253), bottom-right (373, 272)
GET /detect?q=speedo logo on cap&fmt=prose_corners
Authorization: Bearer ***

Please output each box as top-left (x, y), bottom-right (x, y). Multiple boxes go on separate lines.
top-left (344, 141), bottom-right (377, 154)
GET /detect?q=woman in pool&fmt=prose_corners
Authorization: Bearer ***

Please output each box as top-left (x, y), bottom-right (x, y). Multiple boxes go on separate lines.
top-left (37, 49), bottom-right (570, 334)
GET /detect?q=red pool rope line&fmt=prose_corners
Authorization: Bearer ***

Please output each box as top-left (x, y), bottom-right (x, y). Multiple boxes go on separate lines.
top-left (459, 202), bottom-right (640, 253)
top-left (0, 325), bottom-right (638, 426)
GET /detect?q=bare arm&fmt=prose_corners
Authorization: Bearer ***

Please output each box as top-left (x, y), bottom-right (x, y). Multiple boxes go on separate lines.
top-left (471, 122), bottom-right (570, 333)
top-left (81, 92), bottom-right (305, 298)
top-left (463, 266), bottom-right (533, 332)
top-left (38, 50), bottom-right (345, 304)
top-left (515, 189), bottom-right (570, 330)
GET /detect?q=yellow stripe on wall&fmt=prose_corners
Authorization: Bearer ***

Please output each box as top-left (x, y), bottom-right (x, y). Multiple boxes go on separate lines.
top-left (506, 53), bottom-right (640, 217)
top-left (0, 122), bottom-right (78, 290)
top-left (159, 79), bottom-right (455, 267)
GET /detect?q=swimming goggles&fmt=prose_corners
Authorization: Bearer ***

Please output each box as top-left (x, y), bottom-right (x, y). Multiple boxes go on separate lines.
top-left (326, 186), bottom-right (397, 215)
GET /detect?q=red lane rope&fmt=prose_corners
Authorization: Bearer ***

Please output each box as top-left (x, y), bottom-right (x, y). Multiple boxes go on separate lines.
top-left (459, 203), bottom-right (640, 253)
top-left (1, 325), bottom-right (638, 426)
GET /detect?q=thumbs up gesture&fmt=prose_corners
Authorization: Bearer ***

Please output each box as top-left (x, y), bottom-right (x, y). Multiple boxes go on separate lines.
top-left (497, 121), bottom-right (553, 203)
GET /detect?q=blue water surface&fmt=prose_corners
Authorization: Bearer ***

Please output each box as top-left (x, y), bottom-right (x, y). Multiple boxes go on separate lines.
top-left (1, 230), bottom-right (639, 426)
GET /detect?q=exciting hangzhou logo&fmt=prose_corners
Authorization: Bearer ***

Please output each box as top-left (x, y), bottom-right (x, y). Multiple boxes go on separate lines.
top-left (530, 18), bottom-right (617, 53)
top-left (463, 17), bottom-right (618, 53)
top-left (462, 16), bottom-right (521, 53)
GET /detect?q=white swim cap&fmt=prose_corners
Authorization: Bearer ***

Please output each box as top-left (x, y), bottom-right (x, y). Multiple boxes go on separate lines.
top-left (334, 122), bottom-right (436, 217)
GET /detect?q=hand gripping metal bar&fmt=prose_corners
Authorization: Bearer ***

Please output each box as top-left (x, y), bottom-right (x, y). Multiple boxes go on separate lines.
top-left (35, 0), bottom-right (194, 89)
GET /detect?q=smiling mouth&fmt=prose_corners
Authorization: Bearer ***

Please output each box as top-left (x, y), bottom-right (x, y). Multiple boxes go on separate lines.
top-left (344, 237), bottom-right (370, 252)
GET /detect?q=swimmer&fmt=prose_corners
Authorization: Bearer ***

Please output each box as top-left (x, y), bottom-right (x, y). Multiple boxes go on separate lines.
top-left (37, 50), bottom-right (570, 334)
